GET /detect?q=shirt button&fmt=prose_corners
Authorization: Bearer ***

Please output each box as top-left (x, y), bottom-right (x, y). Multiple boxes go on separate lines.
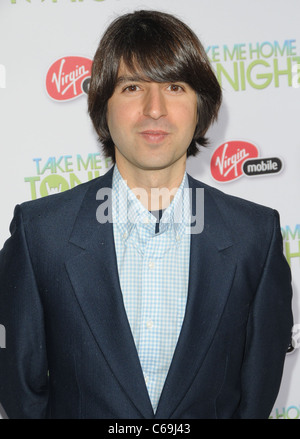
top-left (122, 231), bottom-right (128, 240)
top-left (146, 320), bottom-right (153, 329)
top-left (148, 261), bottom-right (155, 269)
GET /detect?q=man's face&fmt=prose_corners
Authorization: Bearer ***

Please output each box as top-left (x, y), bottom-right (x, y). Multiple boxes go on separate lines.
top-left (106, 62), bottom-right (198, 178)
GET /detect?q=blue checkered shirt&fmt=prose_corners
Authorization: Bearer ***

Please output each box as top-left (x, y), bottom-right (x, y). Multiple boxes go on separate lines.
top-left (112, 166), bottom-right (191, 413)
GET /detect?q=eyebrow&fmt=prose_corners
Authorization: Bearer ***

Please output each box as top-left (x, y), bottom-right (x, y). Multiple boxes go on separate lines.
top-left (115, 75), bottom-right (151, 87)
top-left (114, 75), bottom-right (189, 90)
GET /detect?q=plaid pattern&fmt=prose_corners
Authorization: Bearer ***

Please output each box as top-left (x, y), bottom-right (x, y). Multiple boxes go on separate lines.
top-left (112, 166), bottom-right (191, 413)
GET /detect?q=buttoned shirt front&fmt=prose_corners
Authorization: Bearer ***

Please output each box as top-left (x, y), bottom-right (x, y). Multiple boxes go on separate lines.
top-left (112, 166), bottom-right (191, 413)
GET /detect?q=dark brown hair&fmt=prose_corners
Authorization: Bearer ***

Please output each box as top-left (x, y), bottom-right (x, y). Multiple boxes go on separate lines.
top-left (88, 10), bottom-right (222, 162)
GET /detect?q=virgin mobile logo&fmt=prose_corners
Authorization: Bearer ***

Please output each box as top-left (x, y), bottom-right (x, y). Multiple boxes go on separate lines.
top-left (46, 56), bottom-right (92, 101)
top-left (211, 140), bottom-right (283, 182)
top-left (211, 141), bottom-right (258, 182)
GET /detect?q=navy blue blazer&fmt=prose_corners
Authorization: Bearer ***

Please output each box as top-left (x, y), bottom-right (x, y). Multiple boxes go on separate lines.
top-left (0, 167), bottom-right (293, 419)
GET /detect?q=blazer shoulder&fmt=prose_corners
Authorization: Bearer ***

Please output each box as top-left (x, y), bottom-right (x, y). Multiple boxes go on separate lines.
top-left (188, 173), bottom-right (275, 215)
top-left (187, 174), bottom-right (278, 237)
top-left (5, 169), bottom-right (114, 254)
top-left (18, 168), bottom-right (113, 225)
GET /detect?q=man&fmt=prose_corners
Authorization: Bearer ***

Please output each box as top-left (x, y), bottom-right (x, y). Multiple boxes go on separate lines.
top-left (0, 10), bottom-right (293, 419)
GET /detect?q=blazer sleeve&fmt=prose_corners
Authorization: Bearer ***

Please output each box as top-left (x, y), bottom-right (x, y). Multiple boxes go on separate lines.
top-left (235, 210), bottom-right (293, 419)
top-left (0, 205), bottom-right (49, 419)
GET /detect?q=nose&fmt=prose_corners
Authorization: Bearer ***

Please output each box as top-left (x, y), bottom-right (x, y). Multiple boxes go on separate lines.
top-left (143, 85), bottom-right (168, 119)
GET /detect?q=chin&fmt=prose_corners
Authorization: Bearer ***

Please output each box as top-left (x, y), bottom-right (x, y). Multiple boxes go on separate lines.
top-left (136, 159), bottom-right (173, 171)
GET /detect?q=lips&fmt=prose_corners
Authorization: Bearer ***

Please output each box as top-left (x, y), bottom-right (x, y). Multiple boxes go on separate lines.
top-left (139, 130), bottom-right (170, 144)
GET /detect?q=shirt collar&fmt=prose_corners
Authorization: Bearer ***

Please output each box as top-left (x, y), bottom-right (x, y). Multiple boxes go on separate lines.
top-left (112, 165), bottom-right (190, 245)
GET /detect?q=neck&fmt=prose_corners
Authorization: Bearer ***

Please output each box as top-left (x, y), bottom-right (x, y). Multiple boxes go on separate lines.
top-left (115, 161), bottom-right (186, 211)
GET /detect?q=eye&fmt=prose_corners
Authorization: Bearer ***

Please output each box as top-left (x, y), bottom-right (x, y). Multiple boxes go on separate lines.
top-left (123, 84), bottom-right (141, 92)
top-left (167, 84), bottom-right (184, 93)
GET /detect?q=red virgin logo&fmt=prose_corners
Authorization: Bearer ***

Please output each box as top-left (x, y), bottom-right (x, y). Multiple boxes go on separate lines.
top-left (46, 56), bottom-right (92, 101)
top-left (211, 140), bottom-right (259, 182)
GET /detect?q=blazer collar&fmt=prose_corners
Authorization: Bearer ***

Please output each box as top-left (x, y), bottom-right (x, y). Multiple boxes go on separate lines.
top-left (155, 175), bottom-right (236, 418)
top-left (66, 167), bottom-right (154, 418)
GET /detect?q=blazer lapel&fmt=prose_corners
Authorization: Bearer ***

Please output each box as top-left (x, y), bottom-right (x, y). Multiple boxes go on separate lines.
top-left (65, 168), bottom-right (154, 419)
top-left (155, 176), bottom-right (237, 419)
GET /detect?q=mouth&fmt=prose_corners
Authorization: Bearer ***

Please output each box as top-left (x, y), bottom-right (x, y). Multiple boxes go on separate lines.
top-left (139, 130), bottom-right (170, 144)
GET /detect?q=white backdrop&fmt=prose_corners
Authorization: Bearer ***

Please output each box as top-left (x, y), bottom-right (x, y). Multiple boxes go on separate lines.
top-left (0, 0), bottom-right (299, 419)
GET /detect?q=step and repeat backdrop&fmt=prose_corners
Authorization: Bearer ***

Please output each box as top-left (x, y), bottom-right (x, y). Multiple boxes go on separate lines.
top-left (0, 0), bottom-right (299, 419)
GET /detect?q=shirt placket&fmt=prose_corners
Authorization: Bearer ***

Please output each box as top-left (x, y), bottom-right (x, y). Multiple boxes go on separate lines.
top-left (138, 221), bottom-right (160, 404)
